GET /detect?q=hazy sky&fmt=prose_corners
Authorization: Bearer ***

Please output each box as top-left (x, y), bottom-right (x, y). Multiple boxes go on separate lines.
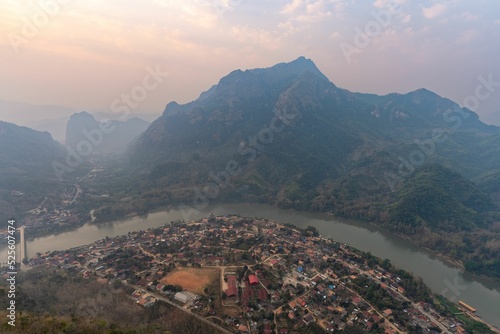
top-left (1, 0), bottom-right (499, 125)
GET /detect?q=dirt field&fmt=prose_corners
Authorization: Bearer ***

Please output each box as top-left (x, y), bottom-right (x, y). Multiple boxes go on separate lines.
top-left (161, 267), bottom-right (220, 295)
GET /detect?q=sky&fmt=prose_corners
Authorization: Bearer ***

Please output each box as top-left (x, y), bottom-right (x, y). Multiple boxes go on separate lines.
top-left (1, 0), bottom-right (499, 125)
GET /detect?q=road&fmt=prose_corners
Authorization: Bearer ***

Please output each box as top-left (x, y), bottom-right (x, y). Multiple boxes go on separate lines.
top-left (70, 184), bottom-right (82, 204)
top-left (342, 261), bottom-right (452, 334)
top-left (126, 282), bottom-right (234, 334)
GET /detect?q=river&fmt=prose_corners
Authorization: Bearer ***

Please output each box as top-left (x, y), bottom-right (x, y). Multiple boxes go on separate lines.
top-left (2, 203), bottom-right (499, 328)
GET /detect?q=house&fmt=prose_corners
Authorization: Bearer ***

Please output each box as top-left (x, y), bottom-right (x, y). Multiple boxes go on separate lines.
top-left (366, 321), bottom-right (373, 330)
top-left (174, 292), bottom-right (190, 304)
top-left (302, 313), bottom-right (315, 325)
top-left (249, 274), bottom-right (259, 285)
top-left (132, 290), bottom-right (145, 299)
top-left (137, 294), bottom-right (156, 308)
top-left (226, 275), bottom-right (238, 297)
top-left (352, 296), bottom-right (362, 306)
top-left (238, 324), bottom-right (249, 333)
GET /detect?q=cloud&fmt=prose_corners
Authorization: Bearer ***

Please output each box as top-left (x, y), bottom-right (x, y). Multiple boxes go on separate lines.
top-left (373, 0), bottom-right (406, 10)
top-left (281, 0), bottom-right (303, 14)
top-left (401, 14), bottom-right (411, 23)
top-left (330, 31), bottom-right (341, 40)
top-left (295, 0), bottom-right (333, 23)
top-left (456, 29), bottom-right (477, 44)
top-left (230, 25), bottom-right (282, 50)
top-left (278, 21), bottom-right (297, 36)
top-left (281, 0), bottom-right (343, 25)
top-left (461, 12), bottom-right (478, 21)
top-left (422, 3), bottom-right (447, 19)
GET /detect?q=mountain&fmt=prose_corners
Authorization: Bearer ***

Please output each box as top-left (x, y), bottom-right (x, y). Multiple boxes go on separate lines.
top-left (0, 121), bottom-right (65, 184)
top-left (65, 112), bottom-right (150, 155)
top-left (389, 163), bottom-right (493, 232)
top-left (0, 121), bottom-right (67, 222)
top-left (120, 57), bottom-right (500, 277)
top-left (128, 57), bottom-right (499, 203)
top-left (353, 89), bottom-right (500, 179)
top-left (26, 111), bottom-right (160, 144)
top-left (128, 57), bottom-right (380, 208)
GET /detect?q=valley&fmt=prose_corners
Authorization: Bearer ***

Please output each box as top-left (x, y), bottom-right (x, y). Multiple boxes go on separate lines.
top-left (1, 57), bottom-right (500, 333)
top-left (10, 215), bottom-right (500, 333)
top-left (1, 203), bottom-right (500, 330)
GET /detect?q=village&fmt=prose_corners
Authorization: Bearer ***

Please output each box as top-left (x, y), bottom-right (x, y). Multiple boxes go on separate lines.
top-left (0, 186), bottom-right (80, 243)
top-left (23, 214), bottom-right (479, 334)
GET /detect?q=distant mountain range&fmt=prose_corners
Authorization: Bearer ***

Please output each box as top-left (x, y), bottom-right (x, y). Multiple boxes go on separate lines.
top-left (0, 110), bottom-right (152, 223)
top-left (65, 111), bottom-right (150, 154)
top-left (0, 98), bottom-right (159, 143)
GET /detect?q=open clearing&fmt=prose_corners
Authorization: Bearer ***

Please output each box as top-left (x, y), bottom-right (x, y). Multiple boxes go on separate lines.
top-left (161, 267), bottom-right (220, 295)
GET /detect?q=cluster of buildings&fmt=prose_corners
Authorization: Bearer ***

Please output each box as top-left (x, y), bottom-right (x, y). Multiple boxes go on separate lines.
top-left (19, 214), bottom-right (482, 334)
top-left (132, 289), bottom-right (157, 308)
top-left (19, 186), bottom-right (80, 237)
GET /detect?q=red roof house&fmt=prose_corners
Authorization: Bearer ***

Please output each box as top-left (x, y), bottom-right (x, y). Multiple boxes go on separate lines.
top-left (249, 274), bottom-right (259, 285)
top-left (226, 275), bottom-right (238, 297)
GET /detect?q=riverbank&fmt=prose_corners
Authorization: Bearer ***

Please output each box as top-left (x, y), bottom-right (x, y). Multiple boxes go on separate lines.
top-left (18, 215), bottom-right (499, 334)
top-left (308, 208), bottom-right (498, 282)
top-left (318, 213), bottom-right (469, 273)
top-left (3, 202), bottom-right (500, 328)
top-left (14, 200), bottom-right (500, 282)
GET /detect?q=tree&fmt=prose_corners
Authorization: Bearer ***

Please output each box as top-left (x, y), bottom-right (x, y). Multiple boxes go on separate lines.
top-left (112, 279), bottom-right (123, 289)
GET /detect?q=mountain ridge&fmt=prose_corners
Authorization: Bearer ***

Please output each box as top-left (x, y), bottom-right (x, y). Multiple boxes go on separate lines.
top-left (118, 57), bottom-right (500, 278)
top-left (0, 121), bottom-right (68, 224)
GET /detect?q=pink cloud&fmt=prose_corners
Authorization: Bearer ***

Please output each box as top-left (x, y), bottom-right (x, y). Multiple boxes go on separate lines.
top-left (422, 3), bottom-right (447, 19)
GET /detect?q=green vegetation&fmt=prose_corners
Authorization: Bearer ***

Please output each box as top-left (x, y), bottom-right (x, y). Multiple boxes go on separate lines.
top-left (384, 164), bottom-right (500, 278)
top-left (356, 252), bottom-right (432, 303)
top-left (434, 295), bottom-right (496, 334)
top-left (0, 268), bottom-right (224, 334)
top-left (464, 258), bottom-right (500, 278)
top-left (0, 121), bottom-right (74, 223)
top-left (390, 164), bottom-right (492, 232)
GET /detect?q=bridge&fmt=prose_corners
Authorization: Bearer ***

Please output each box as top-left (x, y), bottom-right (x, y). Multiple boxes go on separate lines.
top-left (17, 225), bottom-right (27, 265)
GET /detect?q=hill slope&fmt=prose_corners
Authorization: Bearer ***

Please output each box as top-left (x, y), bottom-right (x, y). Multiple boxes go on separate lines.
top-left (389, 164), bottom-right (493, 233)
top-left (127, 57), bottom-right (499, 211)
top-left (0, 121), bottom-right (68, 222)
